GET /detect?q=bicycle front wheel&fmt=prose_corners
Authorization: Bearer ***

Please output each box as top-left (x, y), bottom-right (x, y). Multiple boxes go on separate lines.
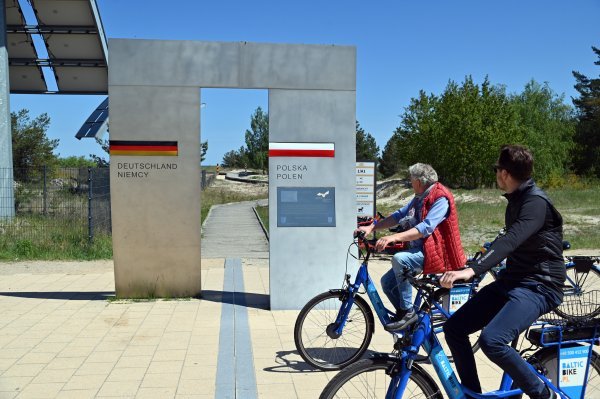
top-left (294, 291), bottom-right (374, 371)
top-left (319, 357), bottom-right (442, 399)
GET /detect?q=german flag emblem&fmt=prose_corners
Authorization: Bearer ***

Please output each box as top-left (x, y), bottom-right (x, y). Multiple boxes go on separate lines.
top-left (109, 140), bottom-right (178, 156)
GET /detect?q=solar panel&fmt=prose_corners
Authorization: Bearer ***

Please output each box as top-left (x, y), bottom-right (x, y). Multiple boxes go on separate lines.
top-left (76, 97), bottom-right (109, 139)
top-left (55, 66), bottom-right (107, 93)
top-left (5, 0), bottom-right (47, 92)
top-left (6, 32), bottom-right (37, 58)
top-left (43, 34), bottom-right (105, 59)
top-left (4, 0), bottom-right (24, 25)
top-left (5, 0), bottom-right (108, 94)
top-left (31, 0), bottom-right (97, 25)
top-left (8, 65), bottom-right (47, 92)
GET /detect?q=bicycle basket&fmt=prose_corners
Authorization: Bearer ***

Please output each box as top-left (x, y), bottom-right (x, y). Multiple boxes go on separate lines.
top-left (541, 290), bottom-right (600, 325)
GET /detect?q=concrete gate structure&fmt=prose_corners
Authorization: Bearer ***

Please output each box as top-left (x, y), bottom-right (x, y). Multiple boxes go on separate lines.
top-left (109, 39), bottom-right (357, 309)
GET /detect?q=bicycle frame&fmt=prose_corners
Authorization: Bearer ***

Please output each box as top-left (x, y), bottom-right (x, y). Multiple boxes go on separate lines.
top-left (386, 284), bottom-right (597, 399)
top-left (332, 258), bottom-right (395, 336)
top-left (332, 249), bottom-right (479, 338)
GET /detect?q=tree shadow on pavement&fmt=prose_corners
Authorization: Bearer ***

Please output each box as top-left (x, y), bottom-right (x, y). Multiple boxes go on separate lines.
top-left (200, 290), bottom-right (269, 310)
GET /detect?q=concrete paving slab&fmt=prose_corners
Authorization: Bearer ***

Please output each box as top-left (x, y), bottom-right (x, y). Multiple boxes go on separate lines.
top-left (1, 255), bottom-right (597, 398)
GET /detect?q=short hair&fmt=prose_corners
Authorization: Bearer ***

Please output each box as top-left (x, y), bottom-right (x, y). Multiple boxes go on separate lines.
top-left (409, 163), bottom-right (438, 186)
top-left (496, 145), bottom-right (533, 181)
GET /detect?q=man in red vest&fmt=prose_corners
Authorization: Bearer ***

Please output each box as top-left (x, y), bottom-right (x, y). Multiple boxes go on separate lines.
top-left (357, 163), bottom-right (466, 330)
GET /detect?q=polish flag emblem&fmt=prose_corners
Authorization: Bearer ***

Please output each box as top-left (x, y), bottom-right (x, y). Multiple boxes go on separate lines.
top-left (268, 142), bottom-right (335, 158)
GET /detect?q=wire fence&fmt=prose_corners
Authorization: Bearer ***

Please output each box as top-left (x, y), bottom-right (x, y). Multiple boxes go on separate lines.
top-left (0, 167), bottom-right (111, 243)
top-left (201, 170), bottom-right (217, 190)
top-left (0, 167), bottom-right (217, 246)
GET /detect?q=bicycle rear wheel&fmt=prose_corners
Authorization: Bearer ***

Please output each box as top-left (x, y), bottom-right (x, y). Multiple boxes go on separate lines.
top-left (554, 263), bottom-right (600, 319)
top-left (319, 357), bottom-right (442, 399)
top-left (294, 291), bottom-right (374, 371)
top-left (535, 344), bottom-right (600, 397)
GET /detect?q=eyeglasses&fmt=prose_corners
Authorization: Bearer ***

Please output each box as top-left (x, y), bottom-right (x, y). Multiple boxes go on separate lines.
top-left (493, 165), bottom-right (504, 173)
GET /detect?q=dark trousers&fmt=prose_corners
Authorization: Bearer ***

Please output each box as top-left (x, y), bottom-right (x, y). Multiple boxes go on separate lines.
top-left (443, 279), bottom-right (559, 397)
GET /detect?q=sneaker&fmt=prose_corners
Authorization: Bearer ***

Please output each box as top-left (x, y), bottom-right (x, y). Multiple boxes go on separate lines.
top-left (389, 308), bottom-right (408, 323)
top-left (384, 309), bottom-right (417, 332)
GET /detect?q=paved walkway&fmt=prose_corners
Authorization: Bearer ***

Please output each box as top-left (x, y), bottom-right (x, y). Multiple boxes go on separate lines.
top-left (201, 201), bottom-right (268, 259)
top-left (0, 200), bottom-right (513, 398)
top-left (0, 256), bottom-right (511, 399)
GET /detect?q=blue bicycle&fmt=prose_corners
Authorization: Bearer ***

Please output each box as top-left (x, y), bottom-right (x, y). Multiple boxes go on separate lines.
top-left (294, 233), bottom-right (480, 370)
top-left (319, 274), bottom-right (600, 399)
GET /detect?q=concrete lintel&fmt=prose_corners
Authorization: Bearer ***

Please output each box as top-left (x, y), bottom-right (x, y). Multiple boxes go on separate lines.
top-left (108, 39), bottom-right (356, 91)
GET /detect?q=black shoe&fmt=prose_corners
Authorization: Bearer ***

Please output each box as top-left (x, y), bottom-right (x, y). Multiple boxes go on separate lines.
top-left (389, 308), bottom-right (408, 323)
top-left (384, 309), bottom-right (417, 332)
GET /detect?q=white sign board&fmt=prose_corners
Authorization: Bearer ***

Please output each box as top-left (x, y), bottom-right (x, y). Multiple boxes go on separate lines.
top-left (356, 161), bottom-right (376, 217)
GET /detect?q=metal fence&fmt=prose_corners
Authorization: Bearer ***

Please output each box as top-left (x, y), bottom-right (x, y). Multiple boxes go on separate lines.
top-left (0, 167), bottom-right (111, 243)
top-left (201, 170), bottom-right (217, 190)
top-left (0, 167), bottom-right (218, 245)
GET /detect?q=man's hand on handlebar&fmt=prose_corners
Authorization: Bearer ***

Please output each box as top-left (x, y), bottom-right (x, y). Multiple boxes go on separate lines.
top-left (374, 235), bottom-right (397, 252)
top-left (354, 224), bottom-right (374, 237)
top-left (440, 268), bottom-right (476, 289)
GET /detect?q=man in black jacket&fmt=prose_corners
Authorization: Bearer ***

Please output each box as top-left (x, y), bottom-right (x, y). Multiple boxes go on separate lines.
top-left (441, 145), bottom-right (565, 399)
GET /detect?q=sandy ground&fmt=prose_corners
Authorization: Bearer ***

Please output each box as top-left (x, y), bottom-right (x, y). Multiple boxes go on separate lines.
top-left (212, 172), bottom-right (268, 197)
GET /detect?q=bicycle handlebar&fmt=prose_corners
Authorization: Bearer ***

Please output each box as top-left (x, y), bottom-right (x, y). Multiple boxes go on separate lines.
top-left (406, 272), bottom-right (479, 290)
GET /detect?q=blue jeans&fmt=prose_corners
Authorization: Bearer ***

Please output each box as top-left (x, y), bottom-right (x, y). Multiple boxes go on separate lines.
top-left (380, 248), bottom-right (424, 311)
top-left (443, 279), bottom-right (560, 397)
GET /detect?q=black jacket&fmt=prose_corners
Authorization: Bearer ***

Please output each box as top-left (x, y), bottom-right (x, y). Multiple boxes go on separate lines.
top-left (469, 179), bottom-right (566, 296)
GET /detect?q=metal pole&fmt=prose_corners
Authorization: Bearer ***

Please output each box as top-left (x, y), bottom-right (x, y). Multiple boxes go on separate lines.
top-left (88, 168), bottom-right (93, 242)
top-left (43, 166), bottom-right (47, 215)
top-left (0, 0), bottom-right (15, 220)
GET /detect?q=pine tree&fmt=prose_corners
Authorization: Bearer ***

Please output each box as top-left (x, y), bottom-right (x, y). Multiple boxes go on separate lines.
top-left (572, 46), bottom-right (600, 177)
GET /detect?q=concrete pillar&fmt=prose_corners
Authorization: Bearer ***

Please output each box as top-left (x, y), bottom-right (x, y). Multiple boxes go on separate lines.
top-left (109, 85), bottom-right (202, 298)
top-left (268, 89), bottom-right (357, 309)
top-left (0, 0), bottom-right (15, 220)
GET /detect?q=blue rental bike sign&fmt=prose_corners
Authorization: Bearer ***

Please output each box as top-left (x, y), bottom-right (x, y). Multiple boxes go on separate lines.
top-left (560, 345), bottom-right (593, 399)
top-left (448, 286), bottom-right (471, 315)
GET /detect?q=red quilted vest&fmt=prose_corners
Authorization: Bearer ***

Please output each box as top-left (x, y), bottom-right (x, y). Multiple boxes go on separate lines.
top-left (421, 182), bottom-right (466, 274)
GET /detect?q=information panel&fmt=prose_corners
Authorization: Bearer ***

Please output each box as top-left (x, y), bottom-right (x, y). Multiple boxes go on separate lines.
top-left (356, 161), bottom-right (376, 218)
top-left (277, 187), bottom-right (336, 227)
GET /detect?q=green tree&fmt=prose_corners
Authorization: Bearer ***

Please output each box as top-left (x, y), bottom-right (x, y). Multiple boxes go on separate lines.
top-left (511, 80), bottom-right (575, 184)
top-left (356, 121), bottom-right (379, 161)
top-left (572, 46), bottom-right (600, 177)
top-left (222, 146), bottom-right (248, 168)
top-left (89, 137), bottom-right (109, 167)
top-left (57, 156), bottom-right (96, 168)
top-left (11, 110), bottom-right (59, 178)
top-left (390, 77), bottom-right (523, 187)
top-left (244, 107), bottom-right (269, 172)
top-left (378, 129), bottom-right (405, 177)
top-left (201, 140), bottom-right (208, 163)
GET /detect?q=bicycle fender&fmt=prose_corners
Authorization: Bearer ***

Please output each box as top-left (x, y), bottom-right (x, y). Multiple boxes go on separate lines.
top-left (410, 362), bottom-right (444, 399)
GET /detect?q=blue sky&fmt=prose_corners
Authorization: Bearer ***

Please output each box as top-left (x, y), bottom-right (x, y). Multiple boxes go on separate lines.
top-left (9, 0), bottom-right (600, 165)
